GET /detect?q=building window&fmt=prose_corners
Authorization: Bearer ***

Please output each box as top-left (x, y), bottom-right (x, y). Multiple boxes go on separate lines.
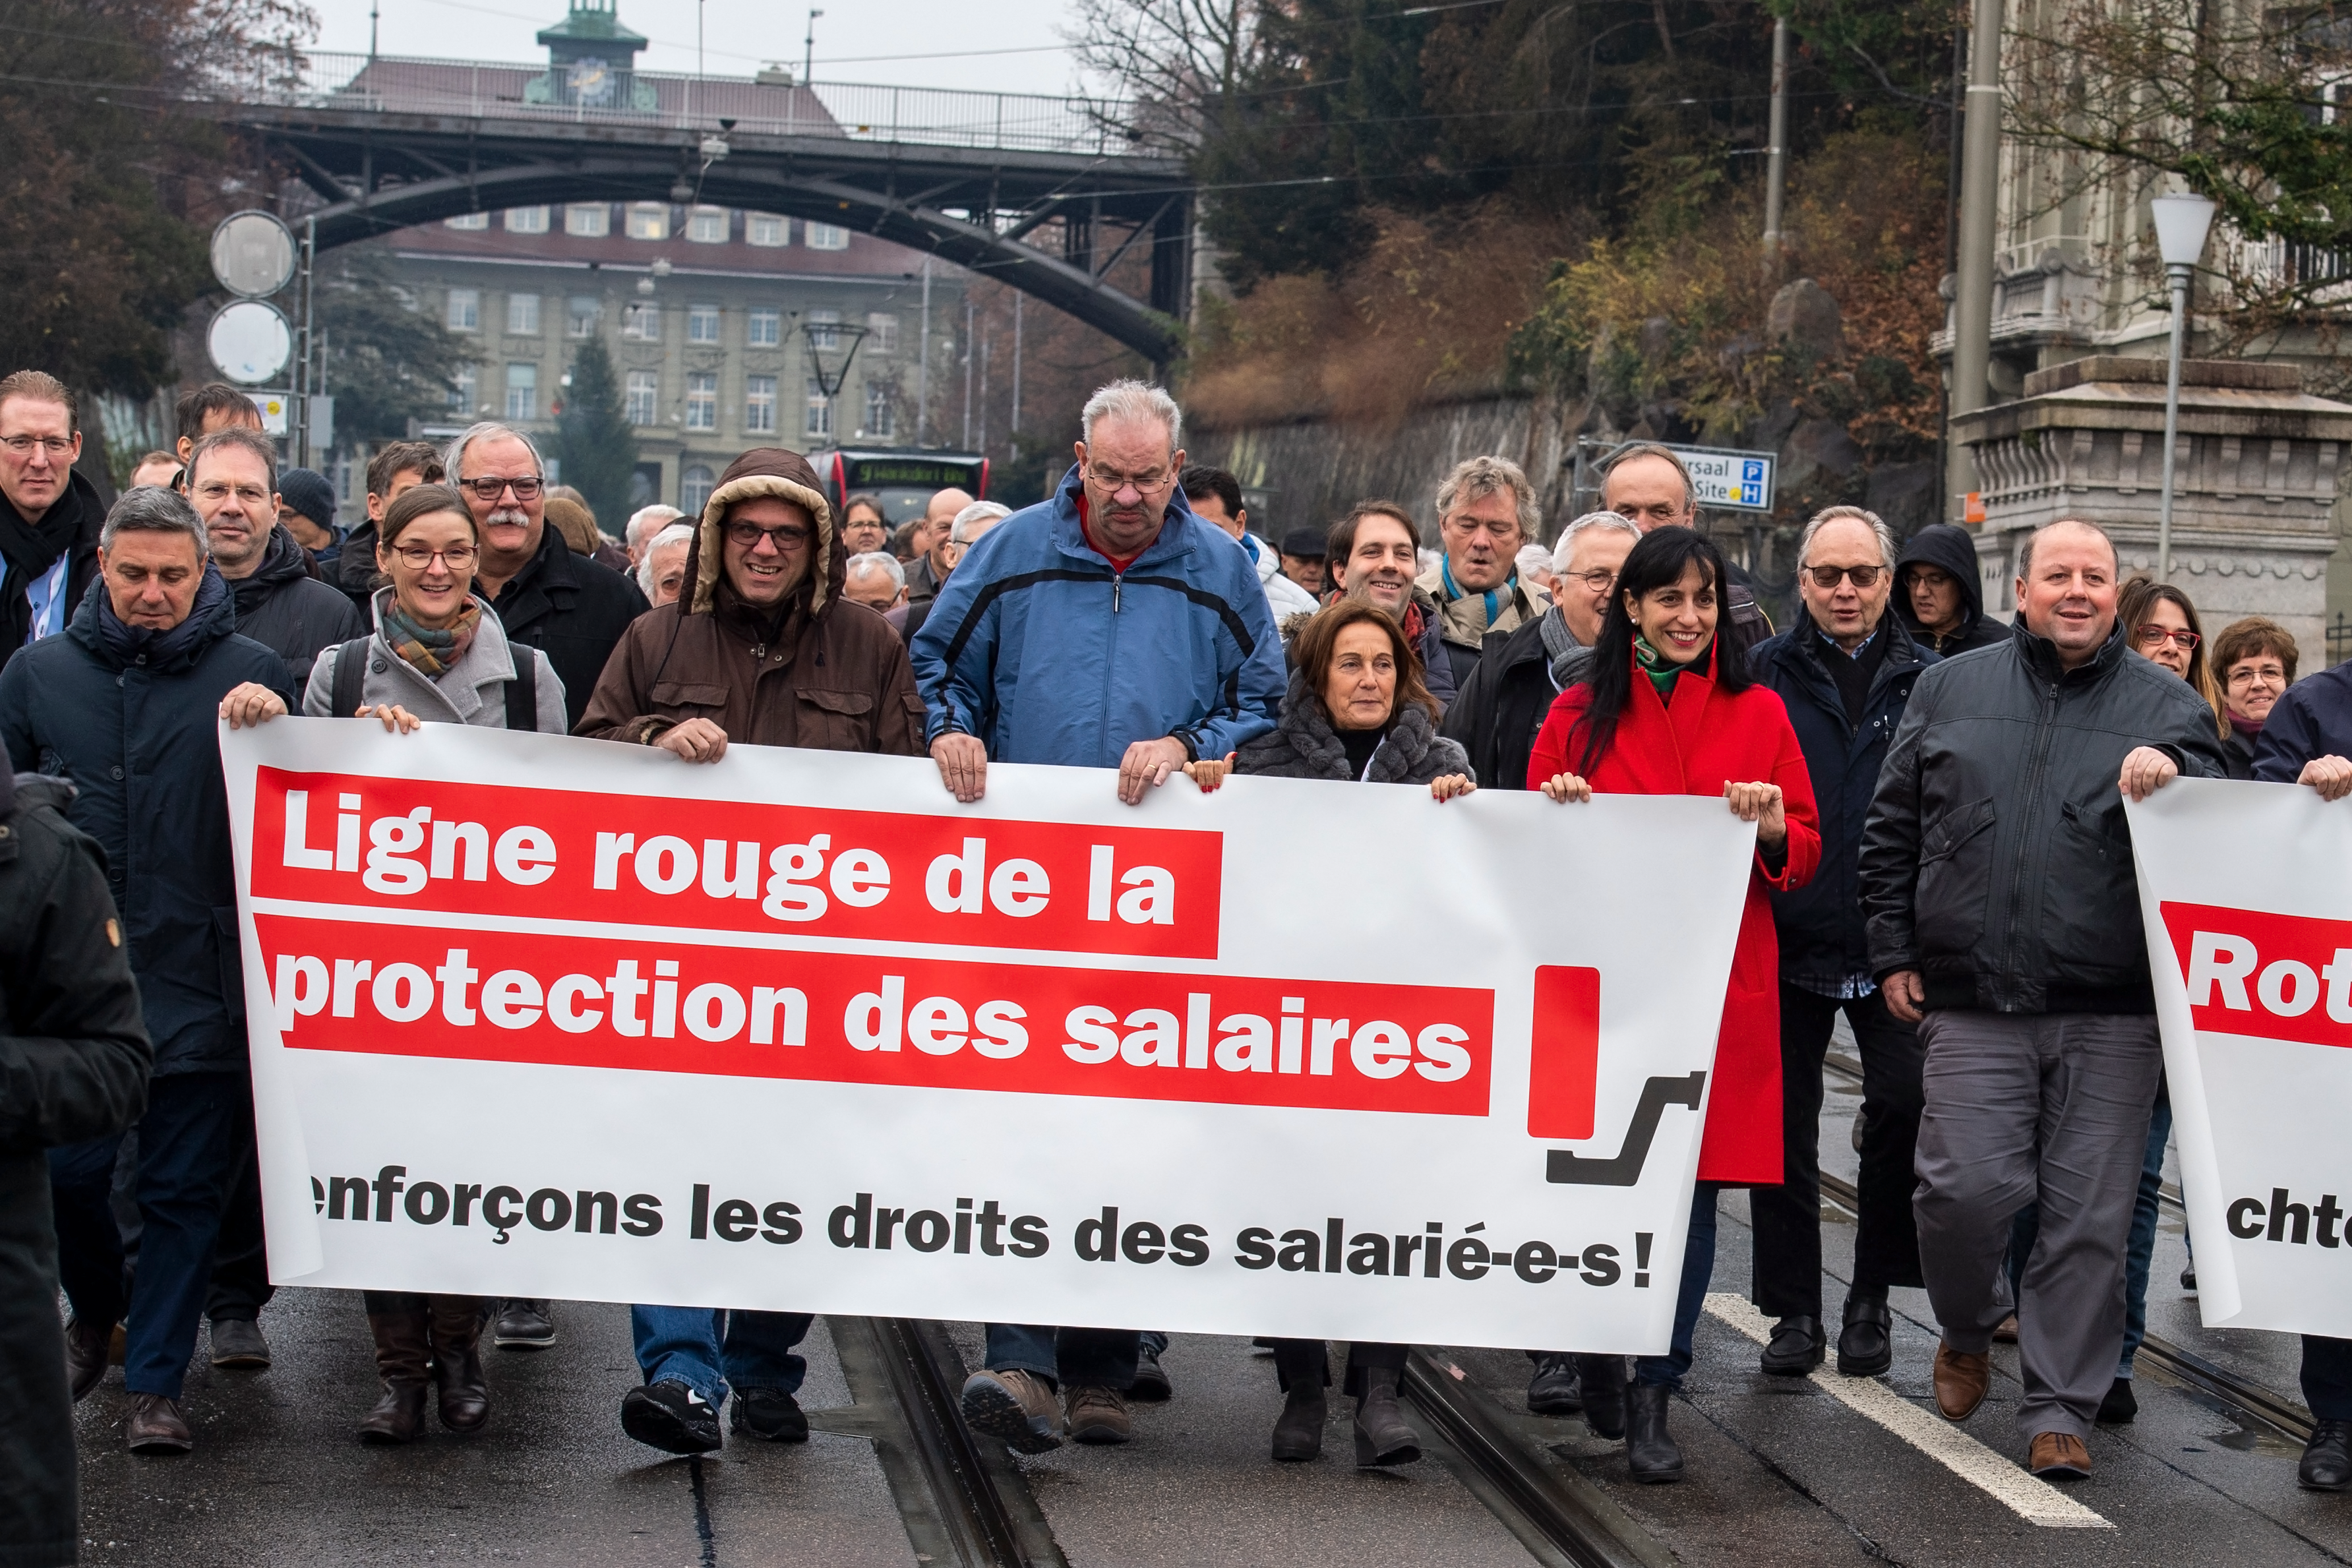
top-left (625, 370), bottom-right (659, 426)
top-left (688, 206), bottom-right (728, 243)
top-left (448, 363), bottom-right (477, 412)
top-left (504, 363), bottom-right (537, 421)
top-left (680, 464), bottom-right (715, 514)
top-left (506, 293), bottom-right (541, 336)
top-left (684, 371), bottom-right (717, 431)
top-left (564, 203), bottom-right (609, 237)
top-left (866, 313), bottom-right (899, 353)
top-left (505, 206), bottom-right (550, 233)
top-left (805, 222), bottom-right (850, 251)
top-left (444, 212), bottom-right (489, 231)
top-left (747, 212), bottom-right (787, 247)
top-left (445, 289), bottom-right (480, 332)
top-left (746, 375), bottom-right (777, 433)
top-left (865, 382), bottom-right (896, 440)
top-left (748, 308), bottom-right (781, 347)
top-left (806, 309), bottom-right (841, 351)
top-left (622, 301), bottom-right (661, 341)
top-left (567, 295), bottom-right (600, 338)
top-left (687, 303), bottom-right (721, 344)
top-left (626, 203), bottom-right (669, 241)
top-left (805, 379), bottom-right (832, 438)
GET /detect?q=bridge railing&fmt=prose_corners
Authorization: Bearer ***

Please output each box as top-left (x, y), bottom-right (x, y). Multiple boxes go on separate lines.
top-left (210, 51), bottom-right (1139, 159)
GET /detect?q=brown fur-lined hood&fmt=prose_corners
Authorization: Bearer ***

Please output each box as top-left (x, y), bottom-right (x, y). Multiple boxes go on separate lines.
top-left (680, 447), bottom-right (839, 617)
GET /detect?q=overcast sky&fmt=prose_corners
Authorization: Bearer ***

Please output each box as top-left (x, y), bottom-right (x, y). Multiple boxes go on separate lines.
top-left (305, 0), bottom-right (1085, 94)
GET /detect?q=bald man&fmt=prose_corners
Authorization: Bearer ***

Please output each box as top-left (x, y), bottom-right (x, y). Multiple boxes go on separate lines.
top-left (905, 487), bottom-right (975, 607)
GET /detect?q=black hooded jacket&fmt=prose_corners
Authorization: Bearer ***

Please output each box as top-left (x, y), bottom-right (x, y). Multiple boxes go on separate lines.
top-left (1894, 524), bottom-right (2008, 657)
top-left (0, 468), bottom-right (104, 675)
top-left (225, 526), bottom-right (366, 694)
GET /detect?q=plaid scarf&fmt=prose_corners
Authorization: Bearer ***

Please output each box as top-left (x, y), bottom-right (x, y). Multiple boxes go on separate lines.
top-left (382, 598), bottom-right (481, 678)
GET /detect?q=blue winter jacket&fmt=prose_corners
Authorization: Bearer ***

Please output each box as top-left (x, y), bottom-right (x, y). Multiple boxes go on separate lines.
top-left (0, 574), bottom-right (293, 1073)
top-left (2252, 662), bottom-right (2352, 781)
top-left (911, 465), bottom-right (1284, 766)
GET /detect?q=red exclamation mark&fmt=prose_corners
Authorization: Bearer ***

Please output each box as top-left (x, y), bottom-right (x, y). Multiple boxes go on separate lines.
top-left (1526, 966), bottom-right (1601, 1139)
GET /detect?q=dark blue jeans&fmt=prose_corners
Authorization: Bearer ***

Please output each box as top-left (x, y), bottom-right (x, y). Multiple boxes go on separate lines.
top-left (2303, 1335), bottom-right (2352, 1422)
top-left (630, 1305), bottom-right (812, 1406)
top-left (2007, 1076), bottom-right (2172, 1377)
top-left (984, 1324), bottom-right (1139, 1390)
top-left (1637, 1183), bottom-right (1720, 1389)
top-left (49, 1071), bottom-right (247, 1400)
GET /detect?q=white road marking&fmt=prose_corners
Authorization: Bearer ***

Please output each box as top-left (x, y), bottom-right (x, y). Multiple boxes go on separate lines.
top-left (1704, 1294), bottom-right (2112, 1530)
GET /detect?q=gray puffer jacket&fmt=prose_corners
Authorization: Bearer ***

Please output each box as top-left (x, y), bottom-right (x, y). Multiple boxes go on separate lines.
top-left (303, 589), bottom-right (568, 733)
top-left (1234, 672), bottom-right (1473, 785)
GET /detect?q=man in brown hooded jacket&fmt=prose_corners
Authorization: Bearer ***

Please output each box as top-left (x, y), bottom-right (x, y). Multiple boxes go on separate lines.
top-left (580, 446), bottom-right (924, 759)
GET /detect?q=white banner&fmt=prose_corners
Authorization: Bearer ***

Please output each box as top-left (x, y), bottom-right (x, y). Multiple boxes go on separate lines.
top-left (2129, 777), bottom-right (2352, 1336)
top-left (224, 721), bottom-right (1754, 1353)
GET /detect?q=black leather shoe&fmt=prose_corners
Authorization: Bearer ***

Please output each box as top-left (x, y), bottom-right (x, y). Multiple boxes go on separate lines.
top-left (1526, 1353), bottom-right (1583, 1416)
top-left (1576, 1354), bottom-right (1629, 1439)
top-left (1761, 1314), bottom-right (1825, 1377)
top-left (731, 1386), bottom-right (809, 1442)
top-left (1625, 1384), bottom-right (1683, 1483)
top-left (493, 1299), bottom-right (555, 1350)
top-left (1837, 1293), bottom-right (1893, 1378)
top-left (2301, 1420), bottom-right (2351, 1491)
top-left (2096, 1377), bottom-right (2137, 1426)
top-left (1130, 1340), bottom-right (1172, 1402)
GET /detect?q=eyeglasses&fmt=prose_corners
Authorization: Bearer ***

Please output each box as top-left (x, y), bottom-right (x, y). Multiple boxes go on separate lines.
top-left (2135, 625), bottom-right (2201, 651)
top-left (1560, 568), bottom-right (1619, 593)
top-left (723, 520), bottom-right (812, 549)
top-left (1087, 465), bottom-right (1171, 495)
top-left (1804, 564), bottom-right (1885, 589)
top-left (2226, 665), bottom-right (2284, 687)
top-left (0, 435), bottom-right (74, 458)
top-left (458, 476), bottom-right (543, 502)
top-left (390, 544), bottom-right (479, 568)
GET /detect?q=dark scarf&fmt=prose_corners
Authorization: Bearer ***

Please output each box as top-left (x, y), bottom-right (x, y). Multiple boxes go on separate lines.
top-left (1538, 605), bottom-right (1583, 688)
top-left (1, 474), bottom-right (92, 649)
top-left (2229, 709), bottom-right (2265, 739)
top-left (96, 564), bottom-right (228, 670)
top-left (382, 597), bottom-right (483, 678)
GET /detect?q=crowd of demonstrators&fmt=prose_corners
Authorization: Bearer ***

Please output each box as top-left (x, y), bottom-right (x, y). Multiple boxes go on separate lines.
top-left (1530, 526), bottom-right (1822, 1482)
top-left (636, 522), bottom-right (695, 609)
top-left (1596, 443), bottom-right (1773, 655)
top-left (0, 371), bottom-right (106, 671)
top-left (2212, 616), bottom-right (2294, 775)
top-left (895, 502), bottom-right (1009, 643)
top-left (1894, 522), bottom-right (2008, 657)
top-left (1181, 464), bottom-right (1319, 622)
top-left (838, 493), bottom-right (890, 558)
top-left (1320, 502), bottom-right (1457, 709)
top-left (1418, 456), bottom-right (1550, 692)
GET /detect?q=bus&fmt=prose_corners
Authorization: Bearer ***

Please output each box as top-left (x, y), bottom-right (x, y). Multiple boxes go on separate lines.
top-left (807, 448), bottom-right (989, 528)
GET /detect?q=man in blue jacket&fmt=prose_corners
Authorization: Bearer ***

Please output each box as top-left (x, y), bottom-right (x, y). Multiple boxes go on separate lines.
top-left (913, 379), bottom-right (1282, 1452)
top-left (1751, 506), bottom-right (1937, 1381)
top-left (0, 487), bottom-right (292, 1455)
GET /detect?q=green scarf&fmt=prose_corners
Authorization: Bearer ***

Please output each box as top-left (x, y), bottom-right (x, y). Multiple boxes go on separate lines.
top-left (382, 599), bottom-right (482, 678)
top-left (1631, 631), bottom-right (1704, 698)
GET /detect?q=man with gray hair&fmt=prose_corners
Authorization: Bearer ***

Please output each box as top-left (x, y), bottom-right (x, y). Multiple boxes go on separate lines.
top-left (1747, 505), bottom-right (1937, 1385)
top-left (899, 500), bottom-right (1010, 643)
top-left (636, 522), bottom-right (694, 608)
top-left (1599, 440), bottom-right (1772, 654)
top-left (1416, 455), bottom-right (1549, 691)
top-left (842, 550), bottom-right (907, 613)
top-left (445, 421), bottom-right (647, 737)
top-left (915, 378), bottom-right (1282, 1455)
top-left (0, 487), bottom-right (291, 1455)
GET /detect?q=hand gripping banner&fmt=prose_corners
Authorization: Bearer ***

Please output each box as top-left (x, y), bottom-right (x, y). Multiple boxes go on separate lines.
top-left (2128, 777), bottom-right (2352, 1336)
top-left (224, 720), bottom-right (1753, 1352)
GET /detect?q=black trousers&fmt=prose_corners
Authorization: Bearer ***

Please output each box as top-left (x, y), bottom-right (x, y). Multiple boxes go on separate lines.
top-left (1753, 982), bottom-right (1925, 1319)
top-left (2305, 1335), bottom-right (2352, 1422)
top-left (204, 1096), bottom-right (273, 1323)
top-left (1271, 1339), bottom-right (1407, 1397)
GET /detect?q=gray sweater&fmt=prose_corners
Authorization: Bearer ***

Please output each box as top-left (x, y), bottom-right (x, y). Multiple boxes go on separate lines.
top-left (302, 589), bottom-right (568, 734)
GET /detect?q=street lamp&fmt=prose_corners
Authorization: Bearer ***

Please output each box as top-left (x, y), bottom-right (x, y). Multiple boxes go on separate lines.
top-left (2152, 191), bottom-right (2217, 582)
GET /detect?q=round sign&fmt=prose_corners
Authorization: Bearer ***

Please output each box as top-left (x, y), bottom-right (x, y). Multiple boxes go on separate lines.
top-left (210, 210), bottom-right (297, 299)
top-left (207, 300), bottom-right (294, 384)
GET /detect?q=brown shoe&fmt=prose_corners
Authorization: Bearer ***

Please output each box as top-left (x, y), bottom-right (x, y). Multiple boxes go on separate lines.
top-left (65, 1316), bottom-right (112, 1402)
top-left (2029, 1430), bottom-right (2091, 1478)
top-left (1932, 1342), bottom-right (1990, 1422)
top-left (1992, 1314), bottom-right (2019, 1344)
top-left (125, 1393), bottom-right (193, 1453)
top-left (1066, 1383), bottom-right (1133, 1445)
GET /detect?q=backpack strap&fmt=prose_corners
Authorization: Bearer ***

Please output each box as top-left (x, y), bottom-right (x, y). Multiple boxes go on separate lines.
top-left (328, 636), bottom-right (370, 719)
top-left (504, 648), bottom-right (539, 732)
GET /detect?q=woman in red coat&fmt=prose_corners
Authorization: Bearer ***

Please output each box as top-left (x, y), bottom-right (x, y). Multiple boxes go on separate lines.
top-left (1528, 525), bottom-right (1820, 1484)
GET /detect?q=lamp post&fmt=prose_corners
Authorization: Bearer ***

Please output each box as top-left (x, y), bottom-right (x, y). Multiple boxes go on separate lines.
top-left (2152, 192), bottom-right (2217, 582)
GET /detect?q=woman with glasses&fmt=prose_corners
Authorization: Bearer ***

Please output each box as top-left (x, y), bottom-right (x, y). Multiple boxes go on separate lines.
top-left (1528, 526), bottom-right (1821, 1483)
top-left (2210, 616), bottom-right (2297, 779)
top-left (2119, 577), bottom-right (2223, 730)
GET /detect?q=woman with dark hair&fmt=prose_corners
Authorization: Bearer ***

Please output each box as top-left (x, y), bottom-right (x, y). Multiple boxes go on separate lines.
top-left (2119, 576), bottom-right (2224, 739)
top-left (1527, 526), bottom-right (1821, 1484)
top-left (1188, 599), bottom-right (1471, 1466)
top-left (2210, 615), bottom-right (2296, 779)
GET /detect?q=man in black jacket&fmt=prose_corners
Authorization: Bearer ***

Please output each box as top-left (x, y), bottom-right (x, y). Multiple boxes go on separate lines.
top-left (1894, 522), bottom-right (2008, 657)
top-left (450, 422), bottom-right (647, 734)
top-left (1750, 506), bottom-right (1936, 1383)
top-left (187, 429), bottom-right (365, 696)
top-left (0, 766), bottom-right (150, 1567)
top-left (0, 371), bottom-right (104, 677)
top-left (0, 487), bottom-right (293, 1455)
top-left (1860, 518), bottom-right (2228, 1480)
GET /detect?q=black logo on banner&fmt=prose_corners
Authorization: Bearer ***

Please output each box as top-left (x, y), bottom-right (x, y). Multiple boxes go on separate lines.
top-left (1545, 1071), bottom-right (1706, 1187)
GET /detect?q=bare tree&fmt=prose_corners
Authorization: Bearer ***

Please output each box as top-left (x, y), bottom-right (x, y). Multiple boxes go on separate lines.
top-left (1068, 0), bottom-right (1253, 155)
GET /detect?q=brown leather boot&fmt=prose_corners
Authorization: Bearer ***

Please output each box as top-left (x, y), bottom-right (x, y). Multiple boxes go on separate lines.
top-left (357, 1310), bottom-right (431, 1444)
top-left (429, 1296), bottom-right (490, 1433)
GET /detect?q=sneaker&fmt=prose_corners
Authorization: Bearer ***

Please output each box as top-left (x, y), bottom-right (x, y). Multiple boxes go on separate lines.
top-left (209, 1316), bottom-right (270, 1369)
top-left (1526, 1353), bottom-right (1584, 1416)
top-left (731, 1385), bottom-right (809, 1443)
top-left (493, 1299), bottom-right (556, 1350)
top-left (1066, 1383), bottom-right (1133, 1445)
top-left (1130, 1341), bottom-right (1172, 1402)
top-left (621, 1379), bottom-right (723, 1455)
top-left (961, 1368), bottom-right (1064, 1454)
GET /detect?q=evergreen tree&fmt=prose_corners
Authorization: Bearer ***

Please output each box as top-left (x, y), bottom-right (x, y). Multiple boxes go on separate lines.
top-left (315, 250), bottom-right (476, 446)
top-left (551, 338), bottom-right (638, 536)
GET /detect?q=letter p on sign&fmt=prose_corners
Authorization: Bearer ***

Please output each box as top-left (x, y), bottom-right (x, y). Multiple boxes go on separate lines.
top-left (1526, 966), bottom-right (1600, 1140)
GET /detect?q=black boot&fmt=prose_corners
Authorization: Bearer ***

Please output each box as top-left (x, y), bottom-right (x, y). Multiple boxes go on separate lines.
top-left (1575, 1354), bottom-right (1629, 1439)
top-left (429, 1296), bottom-right (489, 1433)
top-left (1625, 1383), bottom-right (1683, 1484)
top-left (357, 1310), bottom-right (431, 1444)
top-left (1837, 1289), bottom-right (1893, 1377)
top-left (1526, 1352), bottom-right (1583, 1416)
top-left (1271, 1381), bottom-right (1325, 1462)
top-left (1352, 1368), bottom-right (1421, 1467)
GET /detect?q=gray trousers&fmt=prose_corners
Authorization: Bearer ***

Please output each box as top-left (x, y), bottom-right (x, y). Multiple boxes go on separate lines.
top-left (1913, 1009), bottom-right (2161, 1441)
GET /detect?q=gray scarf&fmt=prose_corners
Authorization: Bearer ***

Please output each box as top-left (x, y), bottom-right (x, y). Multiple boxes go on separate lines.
top-left (1538, 605), bottom-right (1584, 689)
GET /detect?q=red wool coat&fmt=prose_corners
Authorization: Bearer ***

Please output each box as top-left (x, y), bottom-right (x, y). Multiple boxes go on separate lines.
top-left (1527, 657), bottom-right (1821, 1184)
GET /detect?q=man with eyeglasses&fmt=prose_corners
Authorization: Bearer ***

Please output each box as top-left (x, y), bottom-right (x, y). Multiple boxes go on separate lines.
top-left (1894, 522), bottom-right (2008, 657)
top-left (903, 486), bottom-right (975, 611)
top-left (185, 430), bottom-right (363, 696)
top-left (1598, 442), bottom-right (1773, 655)
top-left (578, 447), bottom-right (920, 1456)
top-left (0, 371), bottom-right (106, 676)
top-left (1745, 506), bottom-right (1937, 1385)
top-left (448, 421), bottom-right (647, 735)
top-left (1415, 455), bottom-right (1549, 692)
